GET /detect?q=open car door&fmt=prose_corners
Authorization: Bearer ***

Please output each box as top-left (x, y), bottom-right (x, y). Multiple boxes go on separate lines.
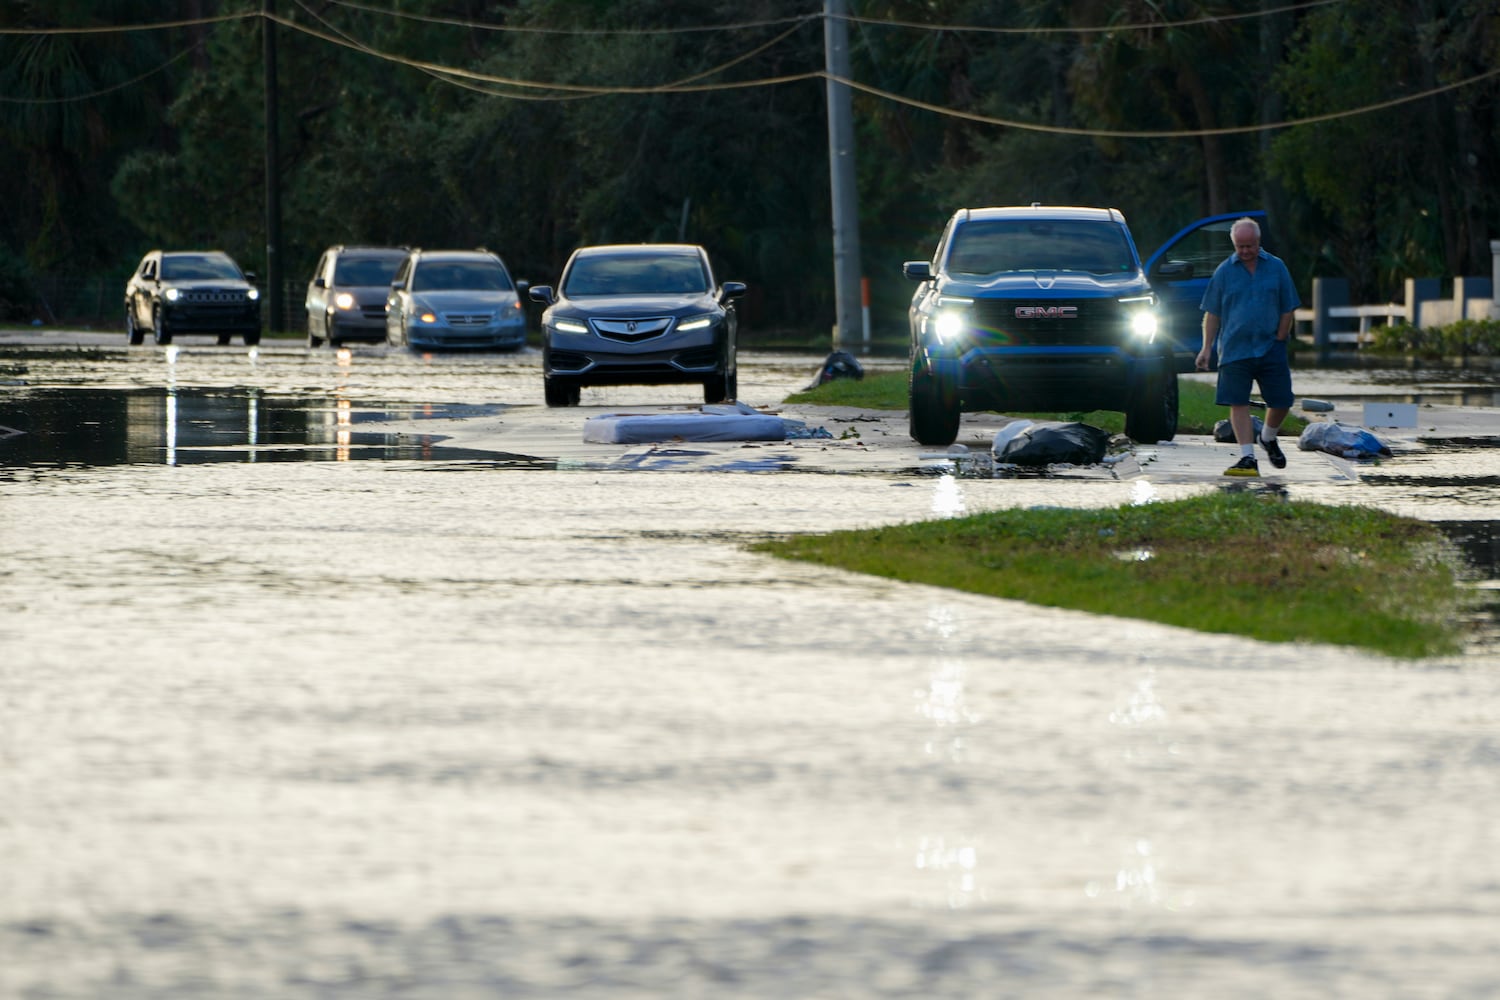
top-left (1144, 210), bottom-right (1272, 372)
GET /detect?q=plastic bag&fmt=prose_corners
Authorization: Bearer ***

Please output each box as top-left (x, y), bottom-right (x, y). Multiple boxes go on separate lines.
top-left (1297, 421), bottom-right (1392, 459)
top-left (993, 420), bottom-right (1110, 466)
top-left (805, 349), bottom-right (865, 389)
top-left (1212, 416), bottom-right (1265, 442)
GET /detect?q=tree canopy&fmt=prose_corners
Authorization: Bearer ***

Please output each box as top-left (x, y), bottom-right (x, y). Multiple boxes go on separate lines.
top-left (2, 0), bottom-right (1497, 331)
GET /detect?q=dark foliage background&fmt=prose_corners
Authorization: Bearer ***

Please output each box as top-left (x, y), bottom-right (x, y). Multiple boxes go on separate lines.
top-left (2, 0), bottom-right (1497, 339)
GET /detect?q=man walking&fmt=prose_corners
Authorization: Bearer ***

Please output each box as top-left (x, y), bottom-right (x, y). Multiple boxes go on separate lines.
top-left (1196, 217), bottom-right (1301, 477)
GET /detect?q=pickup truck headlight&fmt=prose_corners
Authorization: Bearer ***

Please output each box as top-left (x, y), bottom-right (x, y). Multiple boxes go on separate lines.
top-left (932, 295), bottom-right (974, 343)
top-left (164, 288), bottom-right (181, 302)
top-left (934, 309), bottom-right (969, 342)
top-left (1118, 294), bottom-right (1158, 340)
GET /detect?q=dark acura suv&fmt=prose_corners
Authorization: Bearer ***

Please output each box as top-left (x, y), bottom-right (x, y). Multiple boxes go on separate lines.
top-left (902, 205), bottom-right (1177, 447)
top-left (125, 250), bottom-right (262, 346)
top-left (529, 243), bottom-right (746, 406)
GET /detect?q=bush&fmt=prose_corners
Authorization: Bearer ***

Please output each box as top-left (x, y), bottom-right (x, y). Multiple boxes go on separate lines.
top-left (1370, 318), bottom-right (1500, 358)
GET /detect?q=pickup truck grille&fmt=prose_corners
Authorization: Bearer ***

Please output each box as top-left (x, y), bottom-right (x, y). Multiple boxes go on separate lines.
top-left (970, 299), bottom-right (1126, 347)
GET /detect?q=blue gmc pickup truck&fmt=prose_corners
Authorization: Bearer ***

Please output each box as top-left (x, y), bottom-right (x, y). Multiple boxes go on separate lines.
top-left (902, 205), bottom-right (1270, 446)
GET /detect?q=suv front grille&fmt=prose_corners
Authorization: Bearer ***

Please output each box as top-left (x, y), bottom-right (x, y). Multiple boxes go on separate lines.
top-left (180, 289), bottom-right (250, 304)
top-left (445, 312), bottom-right (494, 327)
top-left (970, 298), bottom-right (1126, 347)
top-left (591, 317), bottom-right (672, 344)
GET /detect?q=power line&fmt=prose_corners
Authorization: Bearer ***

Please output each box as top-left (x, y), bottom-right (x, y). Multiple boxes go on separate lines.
top-left (3, 4), bottom-right (1492, 140)
top-left (269, 12), bottom-right (819, 97)
top-left (324, 0), bottom-right (820, 36)
top-left (290, 0), bottom-right (816, 100)
top-left (828, 64), bottom-right (1500, 139)
top-left (0, 47), bottom-right (193, 104)
top-left (841, 0), bottom-right (1344, 36)
top-left (0, 12), bottom-right (256, 35)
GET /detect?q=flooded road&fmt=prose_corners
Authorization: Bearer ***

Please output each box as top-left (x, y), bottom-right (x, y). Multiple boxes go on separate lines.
top-left (3, 336), bottom-right (1500, 998)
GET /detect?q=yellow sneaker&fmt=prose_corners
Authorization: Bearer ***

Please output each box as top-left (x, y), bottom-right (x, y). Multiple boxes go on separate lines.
top-left (1223, 456), bottom-right (1260, 477)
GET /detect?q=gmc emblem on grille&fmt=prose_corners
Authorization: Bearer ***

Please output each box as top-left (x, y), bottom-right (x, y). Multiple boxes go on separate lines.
top-left (1014, 306), bottom-right (1078, 319)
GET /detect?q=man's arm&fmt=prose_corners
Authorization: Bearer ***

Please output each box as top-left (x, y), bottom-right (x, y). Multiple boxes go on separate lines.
top-left (1276, 310), bottom-right (1294, 342)
top-left (1196, 312), bottom-right (1220, 370)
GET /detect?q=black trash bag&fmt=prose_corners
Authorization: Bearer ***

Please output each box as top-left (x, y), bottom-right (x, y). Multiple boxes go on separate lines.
top-left (806, 349), bottom-right (865, 389)
top-left (993, 421), bottom-right (1110, 466)
top-left (1212, 416), bottom-right (1265, 442)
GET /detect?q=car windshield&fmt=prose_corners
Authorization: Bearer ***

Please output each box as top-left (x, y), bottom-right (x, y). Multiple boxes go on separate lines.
top-left (334, 257), bottom-right (403, 287)
top-left (945, 220), bottom-right (1136, 276)
top-left (411, 260), bottom-right (513, 292)
top-left (160, 255), bottom-right (243, 281)
top-left (563, 254), bottom-right (709, 296)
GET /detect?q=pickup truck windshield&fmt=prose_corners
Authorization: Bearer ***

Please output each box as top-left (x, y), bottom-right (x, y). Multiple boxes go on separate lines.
top-left (946, 219), bottom-right (1136, 277)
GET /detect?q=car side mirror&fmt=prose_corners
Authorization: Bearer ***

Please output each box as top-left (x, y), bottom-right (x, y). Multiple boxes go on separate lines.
top-left (720, 281), bottom-right (747, 300)
top-left (528, 285), bottom-right (555, 305)
top-left (515, 279), bottom-right (529, 297)
top-left (902, 261), bottom-right (932, 281)
top-left (314, 277), bottom-right (326, 289)
top-left (244, 272), bottom-right (258, 284)
top-left (1154, 260), bottom-right (1192, 279)
top-left (390, 279), bottom-right (406, 291)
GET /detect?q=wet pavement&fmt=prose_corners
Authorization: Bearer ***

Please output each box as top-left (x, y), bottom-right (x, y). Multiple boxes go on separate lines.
top-left (3, 331), bottom-right (1500, 998)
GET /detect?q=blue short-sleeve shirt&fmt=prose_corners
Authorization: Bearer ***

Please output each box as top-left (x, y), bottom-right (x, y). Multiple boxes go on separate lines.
top-left (1199, 250), bottom-right (1300, 365)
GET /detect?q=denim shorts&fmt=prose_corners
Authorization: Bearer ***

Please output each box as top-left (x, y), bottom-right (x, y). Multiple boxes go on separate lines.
top-left (1216, 341), bottom-right (1294, 408)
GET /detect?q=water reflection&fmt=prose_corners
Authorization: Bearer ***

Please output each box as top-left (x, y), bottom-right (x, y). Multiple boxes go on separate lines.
top-left (0, 386), bottom-right (526, 467)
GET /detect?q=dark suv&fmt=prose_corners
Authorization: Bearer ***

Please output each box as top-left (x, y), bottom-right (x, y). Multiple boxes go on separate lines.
top-left (902, 205), bottom-right (1177, 446)
top-left (125, 250), bottom-right (262, 347)
top-left (304, 245), bottom-right (408, 348)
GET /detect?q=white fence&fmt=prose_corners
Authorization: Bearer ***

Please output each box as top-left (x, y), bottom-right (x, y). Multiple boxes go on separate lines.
top-left (1296, 249), bottom-right (1498, 353)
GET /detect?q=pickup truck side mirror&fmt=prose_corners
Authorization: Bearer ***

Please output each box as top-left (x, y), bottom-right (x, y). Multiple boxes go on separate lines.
top-left (902, 261), bottom-right (932, 281)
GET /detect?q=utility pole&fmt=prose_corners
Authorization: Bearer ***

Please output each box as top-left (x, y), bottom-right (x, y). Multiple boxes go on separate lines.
top-left (824, 0), bottom-right (862, 351)
top-left (263, 0), bottom-right (283, 334)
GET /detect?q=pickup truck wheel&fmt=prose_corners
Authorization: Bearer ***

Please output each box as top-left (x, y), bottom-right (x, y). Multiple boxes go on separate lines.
top-left (909, 361), bottom-right (960, 446)
top-left (1124, 361), bottom-right (1179, 444)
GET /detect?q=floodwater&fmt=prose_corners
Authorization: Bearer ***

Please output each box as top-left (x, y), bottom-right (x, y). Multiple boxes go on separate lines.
top-left (3, 339), bottom-right (1500, 999)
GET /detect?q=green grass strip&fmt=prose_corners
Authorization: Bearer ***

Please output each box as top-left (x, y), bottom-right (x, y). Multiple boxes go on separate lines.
top-left (784, 371), bottom-right (1305, 437)
top-left (751, 491), bottom-right (1466, 658)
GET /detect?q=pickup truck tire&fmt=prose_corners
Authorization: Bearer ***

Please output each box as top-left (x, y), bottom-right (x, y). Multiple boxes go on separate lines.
top-left (909, 361), bottom-right (961, 446)
top-left (1124, 360), bottom-right (1179, 444)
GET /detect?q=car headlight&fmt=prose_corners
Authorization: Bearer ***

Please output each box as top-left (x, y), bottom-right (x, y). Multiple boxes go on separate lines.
top-left (419, 311), bottom-right (438, 324)
top-left (164, 288), bottom-right (181, 302)
top-left (247, 288), bottom-right (260, 301)
top-left (334, 292), bottom-right (355, 310)
top-left (1118, 294), bottom-right (1157, 340)
top-left (676, 313), bottom-right (715, 332)
top-left (554, 319), bottom-right (589, 334)
top-left (933, 308), bottom-right (969, 342)
top-left (1130, 311), bottom-right (1158, 339)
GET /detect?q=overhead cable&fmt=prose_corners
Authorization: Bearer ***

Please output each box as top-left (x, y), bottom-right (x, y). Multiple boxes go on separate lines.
top-left (0, 48), bottom-right (193, 104)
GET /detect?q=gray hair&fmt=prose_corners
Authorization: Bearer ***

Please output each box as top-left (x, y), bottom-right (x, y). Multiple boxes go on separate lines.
top-left (1230, 217), bottom-right (1261, 241)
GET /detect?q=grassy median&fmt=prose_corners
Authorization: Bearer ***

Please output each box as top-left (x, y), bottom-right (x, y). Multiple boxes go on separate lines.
top-left (752, 491), bottom-right (1466, 657)
top-left (783, 370), bottom-right (1305, 437)
top-left (771, 369), bottom-right (1468, 656)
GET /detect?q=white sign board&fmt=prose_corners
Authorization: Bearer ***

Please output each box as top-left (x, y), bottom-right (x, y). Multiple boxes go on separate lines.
top-left (1363, 403), bottom-right (1418, 428)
